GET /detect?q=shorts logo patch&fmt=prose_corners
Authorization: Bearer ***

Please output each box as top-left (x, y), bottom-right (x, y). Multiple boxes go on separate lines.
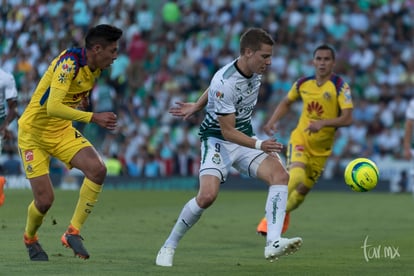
top-left (294, 145), bottom-right (305, 152)
top-left (212, 153), bottom-right (221, 164)
top-left (26, 164), bottom-right (33, 173)
top-left (24, 150), bottom-right (34, 161)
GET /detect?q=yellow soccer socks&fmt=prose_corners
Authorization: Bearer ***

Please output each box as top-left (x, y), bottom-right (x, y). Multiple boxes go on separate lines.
top-left (69, 178), bottom-right (102, 231)
top-left (24, 201), bottom-right (46, 242)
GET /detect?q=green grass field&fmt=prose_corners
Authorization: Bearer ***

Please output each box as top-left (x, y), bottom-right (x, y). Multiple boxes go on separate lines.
top-left (1, 188), bottom-right (413, 276)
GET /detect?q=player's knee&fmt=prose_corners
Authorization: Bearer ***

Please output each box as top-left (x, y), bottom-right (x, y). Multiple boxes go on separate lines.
top-left (296, 183), bottom-right (310, 195)
top-left (267, 168), bottom-right (289, 184)
top-left (196, 193), bottom-right (217, 208)
top-left (84, 162), bottom-right (107, 184)
top-left (35, 198), bottom-right (54, 214)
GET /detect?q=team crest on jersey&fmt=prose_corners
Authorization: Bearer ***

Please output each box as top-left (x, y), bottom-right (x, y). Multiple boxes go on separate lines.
top-left (307, 101), bottom-right (323, 117)
top-left (58, 63), bottom-right (72, 84)
top-left (24, 150), bottom-right (34, 162)
top-left (61, 63), bottom-right (72, 73)
top-left (215, 91), bottom-right (224, 100)
top-left (212, 153), bottom-right (221, 164)
top-left (323, 92), bottom-right (331, 101)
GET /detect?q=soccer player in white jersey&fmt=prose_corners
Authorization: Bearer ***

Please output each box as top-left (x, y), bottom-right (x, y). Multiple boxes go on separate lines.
top-left (403, 98), bottom-right (414, 160)
top-left (0, 68), bottom-right (18, 206)
top-left (156, 28), bottom-right (302, 267)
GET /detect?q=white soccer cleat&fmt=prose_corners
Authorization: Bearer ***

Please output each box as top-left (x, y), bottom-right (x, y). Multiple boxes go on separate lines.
top-left (264, 237), bottom-right (303, 262)
top-left (156, 246), bottom-right (175, 267)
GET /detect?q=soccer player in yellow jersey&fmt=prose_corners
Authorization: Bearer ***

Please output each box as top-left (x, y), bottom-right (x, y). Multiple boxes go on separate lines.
top-left (256, 44), bottom-right (353, 235)
top-left (18, 24), bottom-right (122, 261)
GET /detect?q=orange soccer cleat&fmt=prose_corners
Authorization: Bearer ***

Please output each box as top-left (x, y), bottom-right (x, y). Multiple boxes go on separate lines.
top-left (0, 176), bottom-right (6, 206)
top-left (61, 225), bottom-right (90, 259)
top-left (24, 233), bottom-right (49, 261)
top-left (256, 213), bottom-right (290, 236)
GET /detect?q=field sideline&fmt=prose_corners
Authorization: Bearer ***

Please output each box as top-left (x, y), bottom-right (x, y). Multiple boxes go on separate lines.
top-left (0, 188), bottom-right (413, 276)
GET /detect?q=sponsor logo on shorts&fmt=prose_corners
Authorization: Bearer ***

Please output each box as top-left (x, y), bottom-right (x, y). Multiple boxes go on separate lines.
top-left (24, 150), bottom-right (34, 161)
top-left (294, 145), bottom-right (305, 152)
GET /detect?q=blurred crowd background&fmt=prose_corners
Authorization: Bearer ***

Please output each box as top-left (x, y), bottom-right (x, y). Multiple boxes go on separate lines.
top-left (1, 0), bottom-right (413, 181)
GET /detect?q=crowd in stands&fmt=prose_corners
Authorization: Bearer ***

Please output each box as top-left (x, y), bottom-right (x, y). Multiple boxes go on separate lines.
top-left (1, 0), bottom-right (414, 180)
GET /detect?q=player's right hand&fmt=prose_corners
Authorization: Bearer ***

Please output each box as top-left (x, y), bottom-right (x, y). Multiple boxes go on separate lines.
top-left (261, 138), bottom-right (284, 153)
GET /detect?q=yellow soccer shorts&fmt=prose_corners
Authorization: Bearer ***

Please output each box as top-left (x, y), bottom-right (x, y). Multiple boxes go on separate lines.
top-left (286, 139), bottom-right (328, 189)
top-left (18, 126), bottom-right (93, 179)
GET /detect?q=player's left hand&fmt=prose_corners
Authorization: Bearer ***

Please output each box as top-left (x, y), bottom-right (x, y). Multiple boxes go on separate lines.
top-left (169, 101), bottom-right (197, 120)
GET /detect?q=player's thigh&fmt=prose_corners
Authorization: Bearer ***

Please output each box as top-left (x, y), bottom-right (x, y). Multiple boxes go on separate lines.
top-left (306, 156), bottom-right (328, 185)
top-left (70, 146), bottom-right (105, 172)
top-left (51, 127), bottom-right (95, 169)
top-left (255, 154), bottom-right (289, 185)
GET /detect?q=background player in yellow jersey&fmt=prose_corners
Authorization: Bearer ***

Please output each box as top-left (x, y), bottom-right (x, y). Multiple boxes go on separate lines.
top-left (18, 24), bottom-right (122, 261)
top-left (256, 44), bottom-right (353, 235)
top-left (0, 68), bottom-right (19, 206)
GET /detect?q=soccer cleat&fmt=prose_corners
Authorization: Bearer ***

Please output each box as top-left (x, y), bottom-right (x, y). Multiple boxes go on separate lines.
top-left (24, 234), bottom-right (49, 261)
top-left (156, 246), bottom-right (175, 267)
top-left (282, 212), bottom-right (290, 234)
top-left (264, 237), bottom-right (302, 262)
top-left (61, 226), bottom-right (90, 259)
top-left (256, 217), bottom-right (267, 236)
top-left (0, 176), bottom-right (5, 206)
top-left (256, 213), bottom-right (290, 236)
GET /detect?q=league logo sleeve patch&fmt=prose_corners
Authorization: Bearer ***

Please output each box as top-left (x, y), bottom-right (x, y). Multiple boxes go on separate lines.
top-left (344, 87), bottom-right (352, 103)
top-left (215, 91), bottom-right (224, 100)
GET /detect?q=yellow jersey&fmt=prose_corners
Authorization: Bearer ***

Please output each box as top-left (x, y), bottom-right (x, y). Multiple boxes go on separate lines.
top-left (288, 74), bottom-right (353, 156)
top-left (19, 48), bottom-right (99, 137)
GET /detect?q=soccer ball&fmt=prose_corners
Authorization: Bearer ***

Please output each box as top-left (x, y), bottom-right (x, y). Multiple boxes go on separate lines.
top-left (344, 158), bottom-right (379, 192)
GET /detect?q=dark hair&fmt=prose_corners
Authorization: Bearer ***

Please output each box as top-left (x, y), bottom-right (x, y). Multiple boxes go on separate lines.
top-left (239, 28), bottom-right (274, 55)
top-left (313, 44), bottom-right (336, 60)
top-left (85, 24), bottom-right (123, 49)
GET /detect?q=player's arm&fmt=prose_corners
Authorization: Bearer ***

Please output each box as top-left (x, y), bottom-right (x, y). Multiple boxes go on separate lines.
top-left (218, 113), bottom-right (283, 153)
top-left (403, 118), bottom-right (414, 160)
top-left (305, 108), bottom-right (353, 133)
top-left (0, 72), bottom-right (19, 135)
top-left (263, 96), bottom-right (293, 136)
top-left (47, 87), bottom-right (117, 130)
top-left (169, 87), bottom-right (209, 120)
top-left (47, 87), bottom-right (93, 122)
top-left (4, 98), bottom-right (18, 126)
top-left (0, 98), bottom-right (18, 139)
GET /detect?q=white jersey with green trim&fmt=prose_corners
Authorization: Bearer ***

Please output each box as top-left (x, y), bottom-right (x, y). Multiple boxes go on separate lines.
top-left (0, 68), bottom-right (18, 119)
top-left (199, 59), bottom-right (262, 141)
